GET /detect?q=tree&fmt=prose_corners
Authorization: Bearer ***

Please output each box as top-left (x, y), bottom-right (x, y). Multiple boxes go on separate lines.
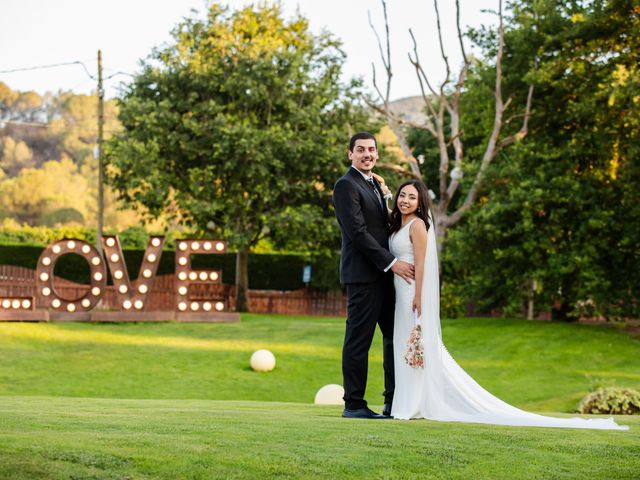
top-left (0, 85), bottom-right (44, 124)
top-left (0, 83), bottom-right (153, 230)
top-left (0, 156), bottom-right (90, 225)
top-left (106, 4), bottom-right (373, 311)
top-left (0, 82), bottom-right (18, 122)
top-left (443, 0), bottom-right (640, 319)
top-left (0, 136), bottom-right (35, 176)
top-left (367, 0), bottom-right (534, 261)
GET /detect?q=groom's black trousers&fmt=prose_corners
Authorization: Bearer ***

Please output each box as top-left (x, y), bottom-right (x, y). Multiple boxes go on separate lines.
top-left (343, 274), bottom-right (395, 410)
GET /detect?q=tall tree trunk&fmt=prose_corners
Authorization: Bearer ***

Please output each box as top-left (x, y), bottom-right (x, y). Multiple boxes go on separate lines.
top-left (235, 245), bottom-right (250, 312)
top-left (527, 279), bottom-right (537, 320)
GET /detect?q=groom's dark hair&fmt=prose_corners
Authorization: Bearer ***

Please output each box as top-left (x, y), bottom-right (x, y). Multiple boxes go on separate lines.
top-left (349, 132), bottom-right (377, 152)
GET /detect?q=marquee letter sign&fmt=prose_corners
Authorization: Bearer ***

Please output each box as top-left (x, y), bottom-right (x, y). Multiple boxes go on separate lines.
top-left (0, 236), bottom-right (236, 322)
top-left (175, 239), bottom-right (226, 313)
top-left (36, 239), bottom-right (106, 312)
top-left (102, 235), bottom-right (165, 311)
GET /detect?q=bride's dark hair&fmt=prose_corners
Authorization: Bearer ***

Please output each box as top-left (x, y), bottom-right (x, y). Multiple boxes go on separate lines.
top-left (389, 180), bottom-right (432, 235)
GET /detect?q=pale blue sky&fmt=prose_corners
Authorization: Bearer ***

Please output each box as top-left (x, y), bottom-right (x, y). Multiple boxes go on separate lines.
top-left (0, 0), bottom-right (498, 100)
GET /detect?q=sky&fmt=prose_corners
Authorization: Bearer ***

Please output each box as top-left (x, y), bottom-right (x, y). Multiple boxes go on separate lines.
top-left (0, 0), bottom-right (499, 101)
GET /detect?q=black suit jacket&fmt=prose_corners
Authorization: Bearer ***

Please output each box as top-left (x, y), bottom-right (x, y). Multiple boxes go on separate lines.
top-left (332, 168), bottom-right (395, 284)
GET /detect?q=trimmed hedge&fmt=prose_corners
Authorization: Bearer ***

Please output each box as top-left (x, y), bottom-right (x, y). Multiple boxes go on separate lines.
top-left (0, 244), bottom-right (340, 291)
top-left (0, 225), bottom-right (177, 250)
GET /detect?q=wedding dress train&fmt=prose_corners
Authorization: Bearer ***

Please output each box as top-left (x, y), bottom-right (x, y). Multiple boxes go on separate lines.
top-left (389, 216), bottom-right (628, 430)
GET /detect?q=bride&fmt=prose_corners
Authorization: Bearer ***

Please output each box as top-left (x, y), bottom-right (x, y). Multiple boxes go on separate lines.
top-left (387, 180), bottom-right (627, 430)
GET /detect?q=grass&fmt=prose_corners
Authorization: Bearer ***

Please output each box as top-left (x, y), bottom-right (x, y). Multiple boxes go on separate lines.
top-left (1, 315), bottom-right (639, 411)
top-left (0, 397), bottom-right (638, 479)
top-left (0, 314), bottom-right (639, 478)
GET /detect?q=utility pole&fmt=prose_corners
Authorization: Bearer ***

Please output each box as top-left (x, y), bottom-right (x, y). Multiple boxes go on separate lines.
top-left (97, 49), bottom-right (104, 255)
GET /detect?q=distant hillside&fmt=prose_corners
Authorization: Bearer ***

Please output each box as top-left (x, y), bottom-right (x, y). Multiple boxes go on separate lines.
top-left (389, 96), bottom-right (426, 124)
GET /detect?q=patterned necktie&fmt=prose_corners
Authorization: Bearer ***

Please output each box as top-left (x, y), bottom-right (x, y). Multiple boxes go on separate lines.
top-left (367, 177), bottom-right (384, 209)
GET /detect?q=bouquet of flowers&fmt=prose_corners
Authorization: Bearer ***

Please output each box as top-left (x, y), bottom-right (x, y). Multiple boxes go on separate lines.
top-left (403, 311), bottom-right (424, 369)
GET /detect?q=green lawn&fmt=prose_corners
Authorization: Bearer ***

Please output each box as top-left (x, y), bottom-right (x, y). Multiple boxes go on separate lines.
top-left (0, 314), bottom-right (639, 478)
top-left (0, 397), bottom-right (638, 479)
top-left (1, 315), bottom-right (638, 411)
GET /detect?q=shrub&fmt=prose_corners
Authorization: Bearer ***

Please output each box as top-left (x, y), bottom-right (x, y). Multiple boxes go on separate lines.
top-left (576, 387), bottom-right (640, 415)
top-left (0, 243), bottom-right (341, 290)
top-left (0, 221), bottom-right (96, 246)
top-left (0, 224), bottom-right (343, 290)
top-left (39, 208), bottom-right (85, 227)
top-left (440, 281), bottom-right (466, 319)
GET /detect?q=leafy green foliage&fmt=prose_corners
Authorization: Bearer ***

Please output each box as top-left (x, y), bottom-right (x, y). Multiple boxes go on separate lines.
top-left (106, 4), bottom-right (372, 253)
top-left (440, 281), bottom-right (466, 319)
top-left (577, 387), bottom-right (640, 415)
top-left (419, 0), bottom-right (640, 319)
top-left (0, 224), bottom-right (180, 249)
top-left (105, 3), bottom-right (376, 309)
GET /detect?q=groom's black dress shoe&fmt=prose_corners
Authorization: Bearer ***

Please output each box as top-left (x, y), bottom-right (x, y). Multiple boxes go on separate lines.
top-left (342, 407), bottom-right (389, 419)
top-left (382, 403), bottom-right (392, 417)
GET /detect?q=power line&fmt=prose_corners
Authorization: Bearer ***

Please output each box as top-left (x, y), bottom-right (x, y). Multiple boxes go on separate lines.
top-left (103, 67), bottom-right (135, 80)
top-left (0, 60), bottom-right (133, 91)
top-left (0, 119), bottom-right (119, 135)
top-left (78, 62), bottom-right (98, 81)
top-left (104, 71), bottom-right (134, 80)
top-left (0, 60), bottom-right (97, 80)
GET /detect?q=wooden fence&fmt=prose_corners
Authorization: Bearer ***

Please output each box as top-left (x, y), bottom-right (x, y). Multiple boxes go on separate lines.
top-left (0, 265), bottom-right (347, 317)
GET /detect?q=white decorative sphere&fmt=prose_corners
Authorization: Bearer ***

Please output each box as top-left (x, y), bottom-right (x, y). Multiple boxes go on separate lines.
top-left (250, 349), bottom-right (276, 372)
top-left (314, 384), bottom-right (345, 405)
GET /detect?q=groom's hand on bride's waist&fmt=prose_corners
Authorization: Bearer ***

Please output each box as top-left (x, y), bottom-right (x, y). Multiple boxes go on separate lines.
top-left (391, 260), bottom-right (414, 284)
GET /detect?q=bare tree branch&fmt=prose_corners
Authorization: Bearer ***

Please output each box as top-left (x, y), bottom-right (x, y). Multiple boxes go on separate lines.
top-left (433, 0), bottom-right (451, 89)
top-left (376, 162), bottom-right (422, 179)
top-left (368, 0), bottom-right (422, 178)
top-left (368, 2), bottom-right (392, 105)
top-left (446, 130), bottom-right (464, 147)
top-left (370, 63), bottom-right (387, 106)
top-left (446, 61), bottom-right (469, 200)
top-left (499, 56), bottom-right (536, 148)
top-left (455, 0), bottom-right (468, 64)
top-left (447, 0), bottom-right (506, 226)
top-left (364, 0), bottom-right (536, 262)
top-left (408, 29), bottom-right (439, 100)
top-left (368, 11), bottom-right (388, 73)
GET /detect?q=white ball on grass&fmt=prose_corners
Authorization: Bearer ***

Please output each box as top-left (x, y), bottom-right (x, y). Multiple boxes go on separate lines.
top-left (314, 384), bottom-right (345, 405)
top-left (250, 349), bottom-right (276, 372)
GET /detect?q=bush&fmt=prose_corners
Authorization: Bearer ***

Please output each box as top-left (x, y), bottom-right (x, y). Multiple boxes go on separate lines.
top-left (0, 243), bottom-right (341, 290)
top-left (576, 387), bottom-right (640, 415)
top-left (440, 281), bottom-right (466, 319)
top-left (39, 208), bottom-right (85, 227)
top-left (0, 224), bottom-right (343, 290)
top-left (0, 221), bottom-right (96, 246)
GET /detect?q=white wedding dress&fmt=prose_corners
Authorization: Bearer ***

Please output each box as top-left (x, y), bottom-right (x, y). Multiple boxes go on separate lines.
top-left (389, 216), bottom-right (628, 430)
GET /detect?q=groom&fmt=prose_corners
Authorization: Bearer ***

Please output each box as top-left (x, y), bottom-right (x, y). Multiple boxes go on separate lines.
top-left (332, 132), bottom-right (414, 419)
